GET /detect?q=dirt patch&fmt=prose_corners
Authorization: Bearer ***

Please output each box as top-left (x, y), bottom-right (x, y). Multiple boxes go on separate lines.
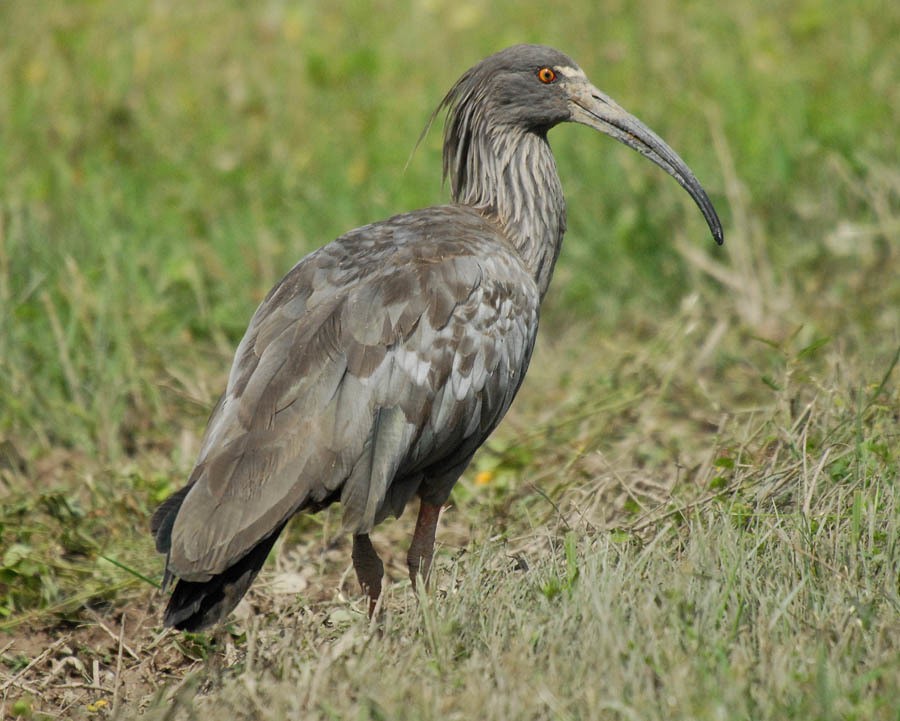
top-left (1, 595), bottom-right (191, 718)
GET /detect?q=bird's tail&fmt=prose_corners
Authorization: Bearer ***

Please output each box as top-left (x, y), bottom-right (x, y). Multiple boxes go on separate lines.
top-left (151, 481), bottom-right (288, 631)
top-left (162, 523), bottom-right (287, 631)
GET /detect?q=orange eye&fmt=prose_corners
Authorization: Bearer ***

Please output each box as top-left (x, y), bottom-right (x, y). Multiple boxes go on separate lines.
top-left (537, 67), bottom-right (557, 84)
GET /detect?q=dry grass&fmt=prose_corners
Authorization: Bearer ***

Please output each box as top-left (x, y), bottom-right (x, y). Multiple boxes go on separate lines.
top-left (133, 506), bottom-right (898, 721)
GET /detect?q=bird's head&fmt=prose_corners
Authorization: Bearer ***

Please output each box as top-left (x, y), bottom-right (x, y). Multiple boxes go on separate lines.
top-left (438, 44), bottom-right (724, 245)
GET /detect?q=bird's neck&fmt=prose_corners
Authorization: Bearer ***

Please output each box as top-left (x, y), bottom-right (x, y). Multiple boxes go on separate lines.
top-left (452, 129), bottom-right (567, 298)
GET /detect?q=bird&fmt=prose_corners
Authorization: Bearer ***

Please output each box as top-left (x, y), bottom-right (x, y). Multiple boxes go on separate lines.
top-left (151, 44), bottom-right (724, 630)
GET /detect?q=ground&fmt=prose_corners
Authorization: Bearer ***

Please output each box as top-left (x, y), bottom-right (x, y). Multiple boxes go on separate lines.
top-left (1, 1), bottom-right (898, 719)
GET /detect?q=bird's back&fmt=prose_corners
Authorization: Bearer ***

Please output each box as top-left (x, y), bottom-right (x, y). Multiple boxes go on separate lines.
top-left (155, 204), bottom-right (541, 585)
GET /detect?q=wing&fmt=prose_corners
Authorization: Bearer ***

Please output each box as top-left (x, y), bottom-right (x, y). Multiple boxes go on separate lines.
top-left (166, 207), bottom-right (540, 582)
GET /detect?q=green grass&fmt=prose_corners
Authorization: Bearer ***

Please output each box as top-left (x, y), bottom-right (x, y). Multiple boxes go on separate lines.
top-left (1, 0), bottom-right (898, 718)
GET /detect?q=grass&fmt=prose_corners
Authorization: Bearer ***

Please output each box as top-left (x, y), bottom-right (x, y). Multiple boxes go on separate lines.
top-left (139, 499), bottom-right (898, 721)
top-left (1, 0), bottom-right (898, 718)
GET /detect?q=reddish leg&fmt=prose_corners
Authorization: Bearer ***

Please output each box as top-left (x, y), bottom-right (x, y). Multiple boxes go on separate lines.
top-left (406, 500), bottom-right (442, 590)
top-left (352, 534), bottom-right (383, 617)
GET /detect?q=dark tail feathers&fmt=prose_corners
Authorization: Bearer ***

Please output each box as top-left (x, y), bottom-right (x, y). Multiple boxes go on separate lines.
top-left (151, 482), bottom-right (287, 631)
top-left (163, 523), bottom-right (287, 631)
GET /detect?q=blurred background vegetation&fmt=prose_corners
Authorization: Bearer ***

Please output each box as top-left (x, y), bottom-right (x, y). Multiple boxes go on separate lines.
top-left (0, 0), bottom-right (897, 633)
top-left (1, 0), bottom-right (897, 458)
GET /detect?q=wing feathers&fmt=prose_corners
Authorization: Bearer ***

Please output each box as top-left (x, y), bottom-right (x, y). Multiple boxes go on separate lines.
top-left (340, 406), bottom-right (413, 532)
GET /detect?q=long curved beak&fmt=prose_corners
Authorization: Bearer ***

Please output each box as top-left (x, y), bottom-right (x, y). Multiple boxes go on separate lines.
top-left (569, 83), bottom-right (724, 245)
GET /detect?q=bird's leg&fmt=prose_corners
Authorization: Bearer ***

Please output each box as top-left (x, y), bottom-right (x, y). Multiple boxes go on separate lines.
top-left (351, 534), bottom-right (383, 617)
top-left (407, 500), bottom-right (442, 591)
